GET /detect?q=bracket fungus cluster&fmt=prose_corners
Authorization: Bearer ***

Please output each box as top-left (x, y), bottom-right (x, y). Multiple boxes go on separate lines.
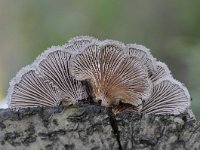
top-left (7, 36), bottom-right (193, 117)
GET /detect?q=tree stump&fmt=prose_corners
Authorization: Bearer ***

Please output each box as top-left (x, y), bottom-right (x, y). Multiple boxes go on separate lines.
top-left (0, 104), bottom-right (199, 150)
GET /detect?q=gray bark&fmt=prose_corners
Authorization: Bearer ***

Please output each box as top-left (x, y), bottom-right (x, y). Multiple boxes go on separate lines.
top-left (0, 104), bottom-right (199, 150)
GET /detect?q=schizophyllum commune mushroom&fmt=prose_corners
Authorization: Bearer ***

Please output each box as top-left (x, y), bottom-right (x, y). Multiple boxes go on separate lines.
top-left (6, 36), bottom-right (193, 118)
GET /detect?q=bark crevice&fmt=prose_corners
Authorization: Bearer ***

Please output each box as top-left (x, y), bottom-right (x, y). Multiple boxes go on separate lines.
top-left (107, 108), bottom-right (122, 150)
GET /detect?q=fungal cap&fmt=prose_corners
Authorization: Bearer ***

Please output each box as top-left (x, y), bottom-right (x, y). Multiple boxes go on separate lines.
top-left (99, 39), bottom-right (126, 50)
top-left (33, 45), bottom-right (64, 69)
top-left (150, 61), bottom-right (172, 83)
top-left (142, 76), bottom-right (191, 115)
top-left (7, 44), bottom-right (88, 109)
top-left (7, 65), bottom-right (35, 107)
top-left (64, 35), bottom-right (99, 54)
top-left (36, 49), bottom-right (88, 104)
top-left (68, 35), bottom-right (98, 44)
top-left (7, 46), bottom-right (64, 108)
top-left (70, 41), bottom-right (152, 107)
top-left (126, 43), bottom-right (157, 75)
top-left (7, 67), bottom-right (62, 109)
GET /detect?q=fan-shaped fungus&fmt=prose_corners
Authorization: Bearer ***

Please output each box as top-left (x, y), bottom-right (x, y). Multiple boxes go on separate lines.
top-left (6, 36), bottom-right (192, 118)
top-left (70, 41), bottom-right (152, 107)
top-left (36, 48), bottom-right (87, 105)
top-left (7, 67), bottom-right (62, 109)
top-left (142, 77), bottom-right (190, 115)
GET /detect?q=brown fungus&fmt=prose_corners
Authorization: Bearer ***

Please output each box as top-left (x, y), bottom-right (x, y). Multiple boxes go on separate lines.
top-left (70, 41), bottom-right (152, 107)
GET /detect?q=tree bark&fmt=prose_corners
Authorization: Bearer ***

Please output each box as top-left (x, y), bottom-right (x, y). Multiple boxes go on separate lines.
top-left (0, 104), bottom-right (199, 150)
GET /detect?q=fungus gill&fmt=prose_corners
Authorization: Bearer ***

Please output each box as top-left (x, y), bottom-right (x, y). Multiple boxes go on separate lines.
top-left (70, 41), bottom-right (151, 107)
top-left (6, 36), bottom-right (193, 117)
top-left (125, 44), bottom-right (157, 76)
top-left (35, 47), bottom-right (87, 105)
top-left (142, 77), bottom-right (190, 115)
top-left (7, 67), bottom-right (62, 108)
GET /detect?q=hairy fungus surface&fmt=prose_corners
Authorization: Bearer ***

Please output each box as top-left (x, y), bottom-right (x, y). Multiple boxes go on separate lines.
top-left (64, 36), bottom-right (98, 54)
top-left (6, 36), bottom-right (193, 118)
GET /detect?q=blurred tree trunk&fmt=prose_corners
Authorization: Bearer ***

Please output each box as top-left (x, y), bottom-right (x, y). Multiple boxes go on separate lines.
top-left (0, 104), bottom-right (199, 150)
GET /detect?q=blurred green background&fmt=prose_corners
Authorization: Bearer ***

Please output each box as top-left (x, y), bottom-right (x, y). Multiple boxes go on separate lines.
top-left (0, 0), bottom-right (200, 119)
